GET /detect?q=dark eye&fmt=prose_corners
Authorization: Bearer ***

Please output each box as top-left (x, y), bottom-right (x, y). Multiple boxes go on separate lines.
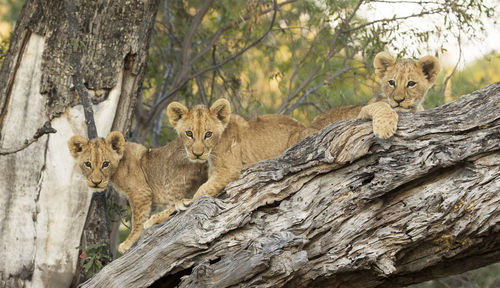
top-left (388, 80), bottom-right (396, 87)
top-left (185, 131), bottom-right (193, 138)
top-left (84, 161), bottom-right (92, 168)
top-left (407, 81), bottom-right (416, 87)
top-left (205, 131), bottom-right (212, 139)
top-left (102, 161), bottom-right (110, 168)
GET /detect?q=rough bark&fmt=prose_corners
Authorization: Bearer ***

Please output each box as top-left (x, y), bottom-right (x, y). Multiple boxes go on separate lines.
top-left (82, 83), bottom-right (499, 288)
top-left (0, 0), bottom-right (159, 287)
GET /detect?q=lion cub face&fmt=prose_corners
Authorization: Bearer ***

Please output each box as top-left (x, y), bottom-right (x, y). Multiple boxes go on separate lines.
top-left (167, 99), bottom-right (231, 163)
top-left (374, 52), bottom-right (440, 111)
top-left (68, 131), bottom-right (125, 191)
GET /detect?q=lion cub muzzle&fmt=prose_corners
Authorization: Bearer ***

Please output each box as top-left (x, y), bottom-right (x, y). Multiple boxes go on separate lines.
top-left (88, 177), bottom-right (107, 191)
top-left (68, 131), bottom-right (125, 192)
top-left (187, 145), bottom-right (209, 163)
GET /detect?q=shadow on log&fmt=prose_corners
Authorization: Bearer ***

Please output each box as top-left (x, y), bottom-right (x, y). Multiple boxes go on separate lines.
top-left (81, 83), bottom-right (500, 288)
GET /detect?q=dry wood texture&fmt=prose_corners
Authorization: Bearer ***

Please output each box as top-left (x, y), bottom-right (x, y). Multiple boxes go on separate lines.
top-left (82, 83), bottom-right (500, 288)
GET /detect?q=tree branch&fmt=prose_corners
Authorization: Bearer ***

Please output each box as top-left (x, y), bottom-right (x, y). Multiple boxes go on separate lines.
top-left (82, 84), bottom-right (500, 288)
top-left (63, 0), bottom-right (98, 139)
top-left (190, 0), bottom-right (298, 64)
top-left (0, 121), bottom-right (56, 156)
top-left (146, 0), bottom-right (279, 125)
top-left (172, 0), bottom-right (216, 88)
top-left (276, 0), bottom-right (364, 114)
top-left (283, 60), bottom-right (351, 115)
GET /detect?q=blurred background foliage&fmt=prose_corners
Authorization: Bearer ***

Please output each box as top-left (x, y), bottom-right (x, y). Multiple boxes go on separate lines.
top-left (1, 0), bottom-right (500, 286)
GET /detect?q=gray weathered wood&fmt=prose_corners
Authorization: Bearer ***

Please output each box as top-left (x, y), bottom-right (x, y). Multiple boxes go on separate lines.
top-left (82, 83), bottom-right (500, 288)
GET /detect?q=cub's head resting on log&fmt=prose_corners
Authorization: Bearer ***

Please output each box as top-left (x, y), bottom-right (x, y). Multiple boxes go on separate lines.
top-left (167, 98), bottom-right (306, 204)
top-left (68, 131), bottom-right (125, 191)
top-left (68, 131), bottom-right (207, 254)
top-left (309, 51), bottom-right (440, 139)
top-left (373, 51), bottom-right (440, 112)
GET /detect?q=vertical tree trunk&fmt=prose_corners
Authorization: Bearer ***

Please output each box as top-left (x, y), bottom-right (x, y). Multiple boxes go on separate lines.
top-left (0, 0), bottom-right (159, 287)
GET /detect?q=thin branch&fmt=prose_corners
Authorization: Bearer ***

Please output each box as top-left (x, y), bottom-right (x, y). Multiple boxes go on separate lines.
top-left (209, 45), bottom-right (217, 102)
top-left (172, 0), bottom-right (215, 88)
top-left (190, 0), bottom-right (298, 64)
top-left (63, 0), bottom-right (98, 139)
top-left (196, 76), bottom-right (208, 106)
top-left (341, 6), bottom-right (448, 34)
top-left (276, 0), bottom-right (364, 114)
top-left (284, 64), bottom-right (351, 114)
top-left (440, 32), bottom-right (462, 104)
top-left (147, 0), bottom-right (279, 124)
top-left (0, 121), bottom-right (56, 156)
top-left (191, 0), bottom-right (279, 79)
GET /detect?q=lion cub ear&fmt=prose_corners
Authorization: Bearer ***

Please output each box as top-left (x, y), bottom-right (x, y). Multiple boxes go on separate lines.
top-left (68, 136), bottom-right (88, 159)
top-left (417, 55), bottom-right (440, 84)
top-left (210, 98), bottom-right (231, 127)
top-left (373, 52), bottom-right (396, 79)
top-left (167, 102), bottom-right (189, 127)
top-left (105, 131), bottom-right (125, 157)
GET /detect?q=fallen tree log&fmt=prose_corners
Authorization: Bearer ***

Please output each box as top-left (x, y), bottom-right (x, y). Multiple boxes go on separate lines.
top-left (82, 82), bottom-right (500, 288)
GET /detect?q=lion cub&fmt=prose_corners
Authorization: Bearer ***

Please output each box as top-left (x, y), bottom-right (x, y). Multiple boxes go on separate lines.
top-left (68, 132), bottom-right (207, 253)
top-left (167, 99), bottom-right (306, 204)
top-left (309, 52), bottom-right (440, 138)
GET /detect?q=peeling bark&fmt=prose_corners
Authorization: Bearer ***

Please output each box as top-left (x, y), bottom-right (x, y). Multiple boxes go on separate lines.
top-left (82, 83), bottom-right (499, 288)
top-left (0, 0), bottom-right (159, 287)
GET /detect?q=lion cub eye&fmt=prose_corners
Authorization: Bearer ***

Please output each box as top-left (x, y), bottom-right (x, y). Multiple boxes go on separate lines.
top-left (204, 131), bottom-right (212, 139)
top-left (84, 161), bottom-right (92, 168)
top-left (388, 80), bottom-right (396, 87)
top-left (185, 131), bottom-right (193, 138)
top-left (407, 81), bottom-right (416, 87)
top-left (102, 161), bottom-right (110, 168)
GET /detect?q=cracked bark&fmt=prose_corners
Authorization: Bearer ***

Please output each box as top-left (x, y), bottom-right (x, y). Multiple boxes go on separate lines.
top-left (82, 83), bottom-right (499, 288)
top-left (0, 0), bottom-right (159, 287)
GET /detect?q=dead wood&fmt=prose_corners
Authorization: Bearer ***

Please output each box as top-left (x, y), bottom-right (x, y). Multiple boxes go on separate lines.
top-left (82, 82), bottom-right (500, 288)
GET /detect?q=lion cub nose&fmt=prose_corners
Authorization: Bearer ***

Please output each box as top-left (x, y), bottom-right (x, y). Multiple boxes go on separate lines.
top-left (91, 179), bottom-right (102, 186)
top-left (394, 97), bottom-right (405, 104)
top-left (192, 151), bottom-right (203, 158)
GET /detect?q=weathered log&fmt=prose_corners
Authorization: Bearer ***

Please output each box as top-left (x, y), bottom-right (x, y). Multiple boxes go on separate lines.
top-left (82, 83), bottom-right (500, 288)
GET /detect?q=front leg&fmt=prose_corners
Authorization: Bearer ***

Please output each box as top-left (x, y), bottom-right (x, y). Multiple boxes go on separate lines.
top-left (118, 193), bottom-right (152, 254)
top-left (184, 168), bottom-right (240, 206)
top-left (143, 206), bottom-right (176, 229)
top-left (357, 102), bottom-right (398, 139)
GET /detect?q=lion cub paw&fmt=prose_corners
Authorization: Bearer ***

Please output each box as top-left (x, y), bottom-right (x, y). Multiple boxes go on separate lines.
top-left (118, 241), bottom-right (132, 254)
top-left (372, 112), bottom-right (398, 139)
top-left (143, 217), bottom-right (157, 229)
top-left (181, 198), bottom-right (194, 208)
top-left (372, 120), bottom-right (397, 139)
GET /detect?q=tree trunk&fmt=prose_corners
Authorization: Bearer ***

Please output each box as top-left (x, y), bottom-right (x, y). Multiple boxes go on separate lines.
top-left (82, 83), bottom-right (499, 288)
top-left (0, 0), bottom-right (159, 287)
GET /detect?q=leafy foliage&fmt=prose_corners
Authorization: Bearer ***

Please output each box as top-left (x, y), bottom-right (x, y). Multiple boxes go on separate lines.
top-left (135, 0), bottom-right (497, 145)
top-left (76, 243), bottom-right (111, 276)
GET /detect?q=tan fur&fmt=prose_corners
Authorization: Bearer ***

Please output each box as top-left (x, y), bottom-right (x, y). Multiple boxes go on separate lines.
top-left (167, 99), bottom-right (306, 203)
top-left (309, 52), bottom-right (440, 138)
top-left (68, 132), bottom-right (207, 253)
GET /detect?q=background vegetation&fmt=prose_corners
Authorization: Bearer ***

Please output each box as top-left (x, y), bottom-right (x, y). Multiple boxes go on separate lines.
top-left (1, 0), bottom-right (499, 286)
